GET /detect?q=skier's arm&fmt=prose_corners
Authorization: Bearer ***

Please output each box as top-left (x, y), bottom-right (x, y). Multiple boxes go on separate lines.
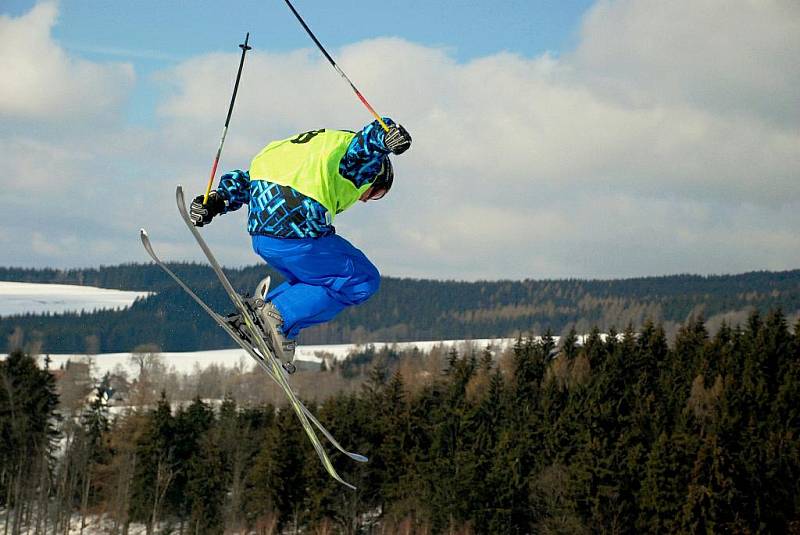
top-left (189, 170), bottom-right (251, 227)
top-left (216, 169), bottom-right (251, 213)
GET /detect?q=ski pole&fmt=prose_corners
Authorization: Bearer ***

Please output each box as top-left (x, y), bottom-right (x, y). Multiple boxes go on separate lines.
top-left (282, 0), bottom-right (390, 132)
top-left (202, 33), bottom-right (252, 205)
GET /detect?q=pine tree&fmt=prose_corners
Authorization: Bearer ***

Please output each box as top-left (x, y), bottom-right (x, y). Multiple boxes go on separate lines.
top-left (465, 368), bottom-right (509, 532)
top-left (765, 326), bottom-right (800, 532)
top-left (561, 327), bottom-right (579, 361)
top-left (583, 326), bottom-right (607, 368)
top-left (186, 433), bottom-right (227, 534)
top-left (169, 396), bottom-right (215, 524)
top-left (0, 350), bottom-right (60, 532)
top-left (626, 322), bottom-right (670, 489)
top-left (237, 404), bottom-right (279, 531)
top-left (386, 383), bottom-right (437, 530)
top-left (72, 380), bottom-right (113, 527)
top-left (637, 431), bottom-right (694, 532)
top-left (215, 393), bottom-right (246, 529)
top-left (480, 345), bottom-right (494, 372)
top-left (129, 392), bottom-right (176, 532)
top-left (245, 404), bottom-right (308, 530)
top-left (681, 432), bottom-right (737, 533)
top-left (376, 372), bottom-right (410, 508)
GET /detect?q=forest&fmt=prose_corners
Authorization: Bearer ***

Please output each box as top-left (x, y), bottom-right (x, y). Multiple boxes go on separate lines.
top-left (2, 310), bottom-right (798, 533)
top-left (1, 265), bottom-right (799, 352)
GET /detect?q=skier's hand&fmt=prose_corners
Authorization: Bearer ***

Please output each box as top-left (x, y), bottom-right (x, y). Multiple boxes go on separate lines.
top-left (190, 192), bottom-right (225, 227)
top-left (384, 124), bottom-right (412, 155)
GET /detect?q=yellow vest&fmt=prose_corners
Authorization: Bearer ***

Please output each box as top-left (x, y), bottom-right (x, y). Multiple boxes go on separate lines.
top-left (249, 129), bottom-right (372, 221)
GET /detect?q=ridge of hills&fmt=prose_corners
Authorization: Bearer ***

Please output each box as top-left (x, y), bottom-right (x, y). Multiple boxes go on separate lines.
top-left (1, 264), bottom-right (798, 353)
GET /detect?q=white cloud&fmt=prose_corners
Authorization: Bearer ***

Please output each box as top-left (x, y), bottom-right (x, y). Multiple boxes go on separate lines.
top-left (571, 0), bottom-right (800, 127)
top-left (1, 0), bottom-right (799, 280)
top-left (0, 1), bottom-right (147, 212)
top-left (0, 2), bottom-right (134, 121)
top-left (30, 231), bottom-right (75, 257)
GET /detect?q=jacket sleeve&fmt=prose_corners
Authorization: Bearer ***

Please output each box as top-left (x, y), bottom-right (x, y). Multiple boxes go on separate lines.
top-left (339, 117), bottom-right (395, 187)
top-left (215, 170), bottom-right (250, 213)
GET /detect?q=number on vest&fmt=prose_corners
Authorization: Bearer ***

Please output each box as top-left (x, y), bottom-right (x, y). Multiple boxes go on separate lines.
top-left (290, 129), bottom-right (326, 144)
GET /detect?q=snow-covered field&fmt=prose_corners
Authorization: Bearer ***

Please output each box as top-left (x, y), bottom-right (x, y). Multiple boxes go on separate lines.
top-left (23, 338), bottom-right (516, 378)
top-left (0, 281), bottom-right (150, 316)
top-left (0, 281), bottom-right (519, 375)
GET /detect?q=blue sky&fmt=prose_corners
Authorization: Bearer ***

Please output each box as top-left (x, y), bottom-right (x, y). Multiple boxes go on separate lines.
top-left (1, 1), bottom-right (798, 280)
top-left (5, 0), bottom-right (593, 125)
top-left (6, 1), bottom-right (593, 58)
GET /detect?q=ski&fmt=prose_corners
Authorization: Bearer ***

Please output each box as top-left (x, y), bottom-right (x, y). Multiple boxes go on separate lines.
top-left (139, 228), bottom-right (368, 466)
top-left (172, 185), bottom-right (358, 489)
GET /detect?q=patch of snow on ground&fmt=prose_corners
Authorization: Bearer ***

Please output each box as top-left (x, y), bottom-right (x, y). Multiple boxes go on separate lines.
top-left (13, 338), bottom-right (516, 378)
top-left (0, 281), bottom-right (150, 317)
top-left (0, 511), bottom-right (155, 535)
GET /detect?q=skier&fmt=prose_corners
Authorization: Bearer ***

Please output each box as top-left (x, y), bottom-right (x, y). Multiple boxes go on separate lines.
top-left (189, 118), bottom-right (411, 365)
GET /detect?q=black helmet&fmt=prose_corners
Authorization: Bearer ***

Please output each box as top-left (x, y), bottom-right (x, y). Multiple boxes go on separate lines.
top-left (368, 157), bottom-right (393, 200)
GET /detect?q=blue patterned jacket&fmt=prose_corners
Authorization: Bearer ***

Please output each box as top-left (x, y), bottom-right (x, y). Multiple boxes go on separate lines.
top-left (216, 118), bottom-right (395, 238)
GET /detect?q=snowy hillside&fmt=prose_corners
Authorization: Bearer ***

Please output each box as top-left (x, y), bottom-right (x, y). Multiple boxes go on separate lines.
top-left (0, 280), bottom-right (517, 375)
top-left (26, 338), bottom-right (517, 378)
top-left (0, 281), bottom-right (150, 316)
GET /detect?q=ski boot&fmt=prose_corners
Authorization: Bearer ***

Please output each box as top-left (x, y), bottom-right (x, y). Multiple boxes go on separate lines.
top-left (246, 276), bottom-right (297, 374)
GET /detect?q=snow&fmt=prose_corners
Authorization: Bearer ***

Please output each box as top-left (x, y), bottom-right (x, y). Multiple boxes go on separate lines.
top-left (9, 338), bottom-right (516, 378)
top-left (0, 511), bottom-right (155, 535)
top-left (0, 281), bottom-right (150, 317)
top-left (1, 335), bottom-right (621, 379)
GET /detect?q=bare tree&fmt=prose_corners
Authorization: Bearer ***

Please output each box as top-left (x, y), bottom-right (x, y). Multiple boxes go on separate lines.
top-left (129, 344), bottom-right (163, 380)
top-left (129, 345), bottom-right (164, 407)
top-left (147, 455), bottom-right (175, 535)
top-left (58, 360), bottom-right (93, 415)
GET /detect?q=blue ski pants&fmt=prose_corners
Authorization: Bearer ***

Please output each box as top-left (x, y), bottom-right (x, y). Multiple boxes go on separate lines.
top-left (251, 234), bottom-right (381, 339)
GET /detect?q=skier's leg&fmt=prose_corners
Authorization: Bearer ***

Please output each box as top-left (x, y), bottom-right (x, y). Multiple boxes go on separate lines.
top-left (250, 248), bottom-right (297, 302)
top-left (251, 234), bottom-right (380, 338)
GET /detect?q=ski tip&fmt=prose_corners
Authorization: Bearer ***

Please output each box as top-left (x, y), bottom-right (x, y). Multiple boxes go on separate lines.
top-left (175, 185), bottom-right (186, 207)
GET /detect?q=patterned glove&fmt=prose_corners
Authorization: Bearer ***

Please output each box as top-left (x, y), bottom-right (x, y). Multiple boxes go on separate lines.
top-left (384, 124), bottom-right (412, 155)
top-left (190, 192), bottom-right (226, 227)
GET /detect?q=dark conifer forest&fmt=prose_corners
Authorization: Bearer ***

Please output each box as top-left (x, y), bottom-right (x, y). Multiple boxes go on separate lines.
top-left (1, 265), bottom-right (798, 352)
top-left (2, 311), bottom-right (799, 533)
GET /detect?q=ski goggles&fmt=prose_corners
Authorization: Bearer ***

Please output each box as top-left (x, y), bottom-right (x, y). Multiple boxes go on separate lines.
top-left (366, 186), bottom-right (389, 201)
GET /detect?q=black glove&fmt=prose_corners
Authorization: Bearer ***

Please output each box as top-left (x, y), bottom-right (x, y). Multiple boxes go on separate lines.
top-left (190, 192), bottom-right (226, 227)
top-left (384, 124), bottom-right (412, 155)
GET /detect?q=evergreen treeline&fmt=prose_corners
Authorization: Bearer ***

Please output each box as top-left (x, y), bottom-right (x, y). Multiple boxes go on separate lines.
top-left (2, 311), bottom-right (799, 533)
top-left (1, 264), bottom-right (799, 353)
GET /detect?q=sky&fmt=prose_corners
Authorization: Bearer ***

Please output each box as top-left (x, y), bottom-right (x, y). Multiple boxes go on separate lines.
top-left (1, 0), bottom-right (798, 281)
